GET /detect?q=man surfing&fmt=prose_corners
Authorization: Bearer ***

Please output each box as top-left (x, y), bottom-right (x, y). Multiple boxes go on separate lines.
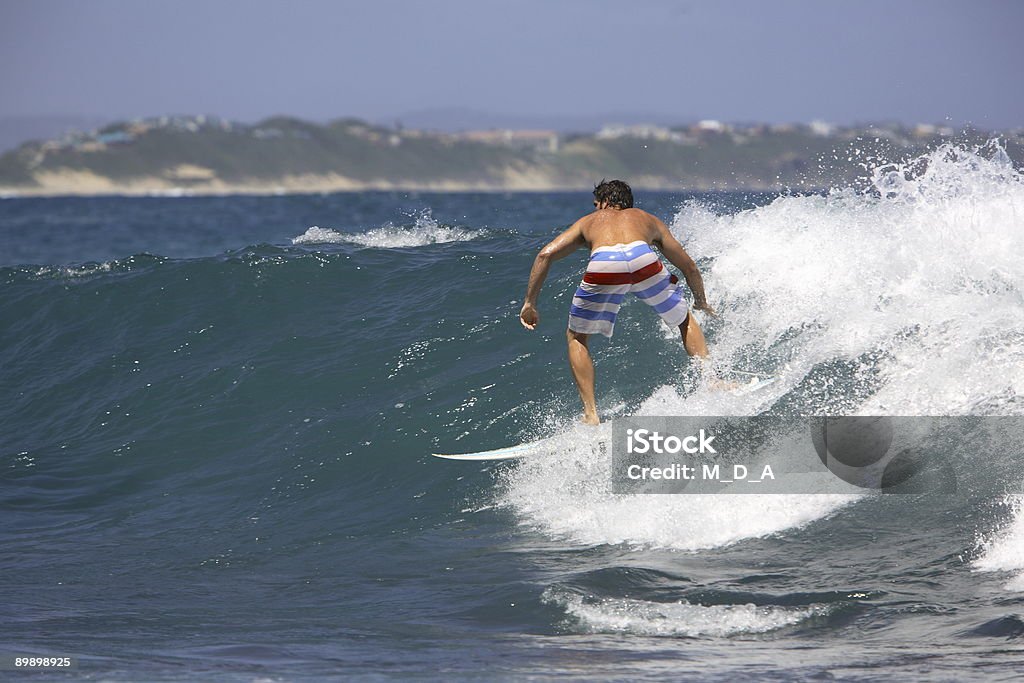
top-left (519, 179), bottom-right (716, 425)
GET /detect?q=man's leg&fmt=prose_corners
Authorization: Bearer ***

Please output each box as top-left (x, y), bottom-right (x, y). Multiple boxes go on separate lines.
top-left (679, 312), bottom-right (709, 358)
top-left (566, 328), bottom-right (600, 425)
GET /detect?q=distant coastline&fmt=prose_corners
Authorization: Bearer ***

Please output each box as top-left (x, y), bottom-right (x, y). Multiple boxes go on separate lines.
top-left (0, 172), bottom-right (797, 198)
top-left (1, 115), bottom-right (1020, 197)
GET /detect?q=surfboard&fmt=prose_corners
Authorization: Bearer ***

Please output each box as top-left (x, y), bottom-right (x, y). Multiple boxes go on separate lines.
top-left (433, 378), bottom-right (775, 461)
top-left (433, 435), bottom-right (608, 461)
top-left (432, 440), bottom-right (549, 461)
top-left (734, 376), bottom-right (778, 395)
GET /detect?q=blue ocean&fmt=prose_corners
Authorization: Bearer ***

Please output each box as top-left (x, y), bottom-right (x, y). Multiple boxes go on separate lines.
top-left (3, 144), bottom-right (1024, 681)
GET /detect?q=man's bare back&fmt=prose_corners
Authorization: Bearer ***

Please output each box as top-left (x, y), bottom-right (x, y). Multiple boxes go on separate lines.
top-left (580, 206), bottom-right (672, 252)
top-left (552, 204), bottom-right (713, 314)
top-left (518, 180), bottom-right (716, 424)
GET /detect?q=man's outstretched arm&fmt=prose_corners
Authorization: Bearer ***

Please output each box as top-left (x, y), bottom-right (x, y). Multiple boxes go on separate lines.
top-left (520, 222), bottom-right (585, 329)
top-left (652, 218), bottom-right (715, 315)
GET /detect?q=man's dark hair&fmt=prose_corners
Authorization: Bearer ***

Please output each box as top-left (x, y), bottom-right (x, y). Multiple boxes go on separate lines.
top-left (593, 179), bottom-right (633, 209)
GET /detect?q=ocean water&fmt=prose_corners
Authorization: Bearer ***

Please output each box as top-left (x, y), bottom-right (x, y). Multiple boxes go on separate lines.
top-left (2, 143), bottom-right (1024, 681)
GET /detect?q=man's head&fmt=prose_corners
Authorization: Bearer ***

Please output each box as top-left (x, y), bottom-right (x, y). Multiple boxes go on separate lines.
top-left (593, 179), bottom-right (633, 210)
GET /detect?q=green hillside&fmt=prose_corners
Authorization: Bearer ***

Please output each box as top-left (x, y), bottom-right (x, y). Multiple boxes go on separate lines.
top-left (0, 115), bottom-right (1020, 195)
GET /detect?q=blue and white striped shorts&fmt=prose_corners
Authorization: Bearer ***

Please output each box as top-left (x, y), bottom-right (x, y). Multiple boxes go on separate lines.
top-left (567, 240), bottom-right (690, 338)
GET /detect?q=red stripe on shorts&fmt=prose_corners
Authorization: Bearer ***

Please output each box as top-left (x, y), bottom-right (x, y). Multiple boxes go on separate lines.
top-left (583, 271), bottom-right (633, 285)
top-left (583, 259), bottom-right (664, 285)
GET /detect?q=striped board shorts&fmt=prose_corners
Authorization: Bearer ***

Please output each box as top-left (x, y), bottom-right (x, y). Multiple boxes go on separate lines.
top-left (567, 240), bottom-right (689, 338)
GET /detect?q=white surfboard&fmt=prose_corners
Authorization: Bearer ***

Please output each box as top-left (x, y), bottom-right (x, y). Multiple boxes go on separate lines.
top-left (432, 440), bottom-right (549, 461)
top-left (733, 376), bottom-right (778, 395)
top-left (433, 378), bottom-right (775, 461)
top-left (433, 435), bottom-right (608, 461)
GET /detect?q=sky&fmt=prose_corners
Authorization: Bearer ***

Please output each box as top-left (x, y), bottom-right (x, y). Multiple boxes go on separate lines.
top-left (1, 0), bottom-right (1022, 131)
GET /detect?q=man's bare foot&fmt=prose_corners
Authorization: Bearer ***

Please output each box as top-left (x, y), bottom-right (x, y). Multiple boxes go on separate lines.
top-left (581, 413), bottom-right (601, 426)
top-left (708, 378), bottom-right (741, 391)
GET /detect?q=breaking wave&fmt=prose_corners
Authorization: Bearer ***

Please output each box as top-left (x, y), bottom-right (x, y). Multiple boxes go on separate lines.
top-left (501, 141), bottom-right (1024, 551)
top-left (293, 209), bottom-right (485, 248)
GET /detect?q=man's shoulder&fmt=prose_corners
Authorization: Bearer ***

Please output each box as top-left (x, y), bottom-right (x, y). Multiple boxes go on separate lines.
top-left (623, 207), bottom-right (657, 219)
top-left (622, 208), bottom-right (665, 234)
top-left (571, 212), bottom-right (596, 232)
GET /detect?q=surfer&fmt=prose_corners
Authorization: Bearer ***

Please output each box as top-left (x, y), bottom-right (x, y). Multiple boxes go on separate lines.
top-left (520, 179), bottom-right (716, 425)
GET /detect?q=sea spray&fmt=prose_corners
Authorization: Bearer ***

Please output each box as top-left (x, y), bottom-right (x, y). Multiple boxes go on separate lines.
top-left (499, 141), bottom-right (1024, 552)
top-left (293, 209), bottom-right (485, 247)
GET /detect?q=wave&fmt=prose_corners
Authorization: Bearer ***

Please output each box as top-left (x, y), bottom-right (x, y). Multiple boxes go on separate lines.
top-left (544, 588), bottom-right (832, 637)
top-left (676, 140), bottom-right (1024, 417)
top-left (500, 141), bottom-right (1024, 551)
top-left (498, 425), bottom-right (854, 551)
top-left (974, 494), bottom-right (1024, 591)
top-left (292, 209), bottom-right (485, 248)
top-left (6, 144), bottom-right (1023, 560)
top-left (7, 253), bottom-right (169, 281)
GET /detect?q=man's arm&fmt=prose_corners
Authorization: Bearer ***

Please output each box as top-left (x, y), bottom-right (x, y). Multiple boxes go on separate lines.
top-left (651, 217), bottom-right (715, 315)
top-left (520, 221), bottom-right (586, 329)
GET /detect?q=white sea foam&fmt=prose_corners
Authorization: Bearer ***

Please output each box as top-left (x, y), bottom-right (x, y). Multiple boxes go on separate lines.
top-left (545, 589), bottom-right (827, 637)
top-left (292, 209), bottom-right (484, 248)
top-left (502, 142), bottom-right (1024, 551)
top-left (501, 424), bottom-right (853, 551)
top-left (974, 494), bottom-right (1024, 591)
top-left (676, 141), bottom-right (1024, 417)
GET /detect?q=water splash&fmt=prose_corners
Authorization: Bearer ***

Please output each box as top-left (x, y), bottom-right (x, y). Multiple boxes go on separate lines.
top-left (545, 588), bottom-right (831, 637)
top-left (501, 141), bottom-right (1024, 551)
top-left (974, 494), bottom-right (1024, 592)
top-left (293, 209), bottom-right (484, 248)
top-left (676, 140), bottom-right (1024, 417)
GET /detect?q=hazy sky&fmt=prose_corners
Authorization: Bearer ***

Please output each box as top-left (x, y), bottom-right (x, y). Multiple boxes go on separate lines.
top-left (1, 0), bottom-right (1021, 129)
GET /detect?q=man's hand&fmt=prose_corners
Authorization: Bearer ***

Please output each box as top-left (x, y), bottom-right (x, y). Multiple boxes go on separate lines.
top-left (520, 302), bottom-right (539, 330)
top-left (693, 301), bottom-right (717, 317)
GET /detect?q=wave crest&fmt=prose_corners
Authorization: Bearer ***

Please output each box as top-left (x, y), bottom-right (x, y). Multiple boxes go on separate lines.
top-left (502, 141), bottom-right (1024, 553)
top-left (292, 209), bottom-right (484, 248)
top-left (545, 588), bottom-right (830, 637)
top-left (674, 140), bottom-right (1024, 416)
top-left (975, 494), bottom-right (1024, 592)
